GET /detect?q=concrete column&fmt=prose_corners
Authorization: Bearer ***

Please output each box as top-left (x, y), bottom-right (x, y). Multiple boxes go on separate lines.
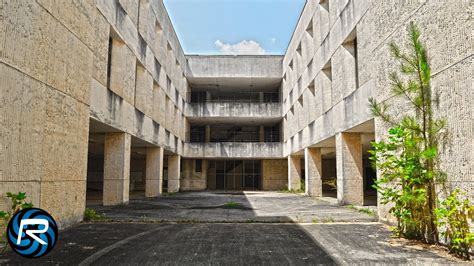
top-left (168, 155), bottom-right (181, 193)
top-left (206, 91), bottom-right (211, 102)
top-left (145, 146), bottom-right (164, 197)
top-left (205, 125), bottom-right (211, 143)
top-left (103, 132), bottom-right (131, 206)
top-left (288, 155), bottom-right (301, 190)
top-left (336, 132), bottom-right (363, 205)
top-left (259, 92), bottom-right (264, 103)
top-left (259, 126), bottom-right (264, 142)
top-left (305, 147), bottom-right (322, 197)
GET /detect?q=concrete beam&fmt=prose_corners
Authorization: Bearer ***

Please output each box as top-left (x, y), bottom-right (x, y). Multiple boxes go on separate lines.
top-left (145, 146), bottom-right (164, 197)
top-left (103, 132), bottom-right (131, 205)
top-left (305, 147), bottom-right (322, 197)
top-left (336, 132), bottom-right (363, 205)
top-left (168, 155), bottom-right (181, 193)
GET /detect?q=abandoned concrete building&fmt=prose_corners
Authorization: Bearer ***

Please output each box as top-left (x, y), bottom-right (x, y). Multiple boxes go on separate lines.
top-left (1, 0), bottom-right (472, 227)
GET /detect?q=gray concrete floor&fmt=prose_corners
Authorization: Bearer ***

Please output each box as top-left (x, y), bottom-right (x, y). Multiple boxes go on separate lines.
top-left (92, 191), bottom-right (377, 223)
top-left (0, 191), bottom-right (463, 265)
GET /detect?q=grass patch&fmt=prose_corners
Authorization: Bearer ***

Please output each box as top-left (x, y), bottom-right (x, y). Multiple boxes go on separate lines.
top-left (223, 201), bottom-right (241, 209)
top-left (311, 216), bottom-right (336, 223)
top-left (346, 205), bottom-right (375, 216)
top-left (162, 192), bottom-right (176, 197)
top-left (279, 189), bottom-right (305, 194)
top-left (84, 208), bottom-right (106, 222)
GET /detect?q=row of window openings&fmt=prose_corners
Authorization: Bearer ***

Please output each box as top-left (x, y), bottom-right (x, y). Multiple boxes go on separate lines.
top-left (190, 125), bottom-right (281, 143)
top-left (284, 37), bottom-right (358, 114)
top-left (107, 37), bottom-right (186, 113)
top-left (287, 0), bottom-right (330, 74)
top-left (190, 91), bottom-right (280, 103)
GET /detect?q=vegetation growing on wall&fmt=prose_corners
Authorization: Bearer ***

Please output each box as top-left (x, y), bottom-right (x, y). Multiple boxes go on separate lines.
top-left (369, 22), bottom-right (473, 259)
top-left (0, 192), bottom-right (33, 250)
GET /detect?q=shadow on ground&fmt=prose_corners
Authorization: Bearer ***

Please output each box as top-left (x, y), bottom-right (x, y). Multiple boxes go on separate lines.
top-left (91, 191), bottom-right (376, 223)
top-left (0, 191), bottom-right (459, 265)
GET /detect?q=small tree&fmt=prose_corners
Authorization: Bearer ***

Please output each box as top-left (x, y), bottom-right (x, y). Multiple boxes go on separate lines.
top-left (369, 21), bottom-right (445, 244)
top-left (369, 21), bottom-right (473, 259)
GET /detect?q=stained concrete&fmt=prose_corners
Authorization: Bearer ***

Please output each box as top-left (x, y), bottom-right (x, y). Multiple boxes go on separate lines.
top-left (92, 191), bottom-right (375, 223)
top-left (0, 192), bottom-right (459, 265)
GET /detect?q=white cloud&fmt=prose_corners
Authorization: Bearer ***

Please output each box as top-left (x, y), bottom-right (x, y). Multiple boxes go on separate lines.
top-left (271, 38), bottom-right (277, 44)
top-left (215, 40), bottom-right (266, 55)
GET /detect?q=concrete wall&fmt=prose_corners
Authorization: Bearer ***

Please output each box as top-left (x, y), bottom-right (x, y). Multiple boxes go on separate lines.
top-left (184, 143), bottom-right (283, 159)
top-left (1, 0), bottom-right (189, 227)
top-left (262, 159), bottom-right (288, 191)
top-left (186, 55), bottom-right (283, 78)
top-left (282, 0), bottom-right (372, 155)
top-left (283, 0), bottom-right (472, 222)
top-left (1, 1), bottom-right (93, 227)
top-left (181, 159), bottom-right (208, 191)
top-left (91, 0), bottom-right (188, 152)
top-left (1, 0), bottom-right (471, 228)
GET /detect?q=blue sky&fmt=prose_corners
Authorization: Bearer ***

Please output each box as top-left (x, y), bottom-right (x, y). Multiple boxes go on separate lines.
top-left (163, 0), bottom-right (306, 55)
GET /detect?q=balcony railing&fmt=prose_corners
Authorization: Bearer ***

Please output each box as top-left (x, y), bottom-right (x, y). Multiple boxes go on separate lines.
top-left (184, 142), bottom-right (284, 158)
top-left (185, 102), bottom-right (282, 118)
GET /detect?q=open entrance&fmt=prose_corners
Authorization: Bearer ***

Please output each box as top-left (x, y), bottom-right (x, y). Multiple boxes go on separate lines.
top-left (162, 156), bottom-right (169, 192)
top-left (207, 160), bottom-right (261, 190)
top-left (362, 134), bottom-right (377, 206)
top-left (87, 132), bottom-right (105, 206)
top-left (129, 144), bottom-right (146, 199)
top-left (321, 148), bottom-right (337, 199)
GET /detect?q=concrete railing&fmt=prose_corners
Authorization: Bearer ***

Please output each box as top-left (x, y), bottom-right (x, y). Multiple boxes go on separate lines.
top-left (185, 102), bottom-right (282, 119)
top-left (183, 142), bottom-right (284, 159)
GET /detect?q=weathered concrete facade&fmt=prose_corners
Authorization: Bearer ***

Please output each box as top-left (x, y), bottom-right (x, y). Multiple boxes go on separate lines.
top-left (1, 0), bottom-right (189, 227)
top-left (282, 0), bottom-right (472, 222)
top-left (1, 0), bottom-right (472, 227)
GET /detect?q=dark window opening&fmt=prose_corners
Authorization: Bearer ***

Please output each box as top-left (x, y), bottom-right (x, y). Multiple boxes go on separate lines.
top-left (195, 159), bottom-right (202, 172)
top-left (210, 125), bottom-right (260, 143)
top-left (106, 38), bottom-right (113, 89)
top-left (190, 91), bottom-right (207, 103)
top-left (264, 125), bottom-right (280, 142)
top-left (263, 92), bottom-right (279, 103)
top-left (190, 126), bottom-right (206, 143)
top-left (207, 160), bottom-right (261, 190)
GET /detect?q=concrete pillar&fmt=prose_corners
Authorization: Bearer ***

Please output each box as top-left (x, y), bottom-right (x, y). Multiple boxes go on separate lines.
top-left (259, 92), bottom-right (264, 103)
top-left (168, 155), bottom-right (181, 193)
top-left (205, 125), bottom-right (211, 143)
top-left (305, 147), bottom-right (322, 197)
top-left (206, 91), bottom-right (211, 102)
top-left (336, 132), bottom-right (363, 205)
top-left (103, 132), bottom-right (131, 206)
top-left (288, 155), bottom-right (301, 190)
top-left (145, 146), bottom-right (164, 197)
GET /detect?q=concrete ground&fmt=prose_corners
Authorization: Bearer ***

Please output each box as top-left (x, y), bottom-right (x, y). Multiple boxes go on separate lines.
top-left (0, 192), bottom-right (463, 265)
top-left (93, 191), bottom-right (377, 223)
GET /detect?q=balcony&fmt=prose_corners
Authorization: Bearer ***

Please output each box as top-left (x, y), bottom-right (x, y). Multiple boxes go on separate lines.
top-left (186, 102), bottom-right (282, 120)
top-left (183, 142), bottom-right (284, 159)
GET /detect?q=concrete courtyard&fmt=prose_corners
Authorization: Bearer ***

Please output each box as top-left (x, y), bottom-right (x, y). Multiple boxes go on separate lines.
top-left (0, 192), bottom-right (461, 265)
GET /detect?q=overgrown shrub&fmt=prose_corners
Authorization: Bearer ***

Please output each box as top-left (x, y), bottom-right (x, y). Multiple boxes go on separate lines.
top-left (84, 208), bottom-right (106, 221)
top-left (0, 192), bottom-right (33, 250)
top-left (435, 189), bottom-right (474, 259)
